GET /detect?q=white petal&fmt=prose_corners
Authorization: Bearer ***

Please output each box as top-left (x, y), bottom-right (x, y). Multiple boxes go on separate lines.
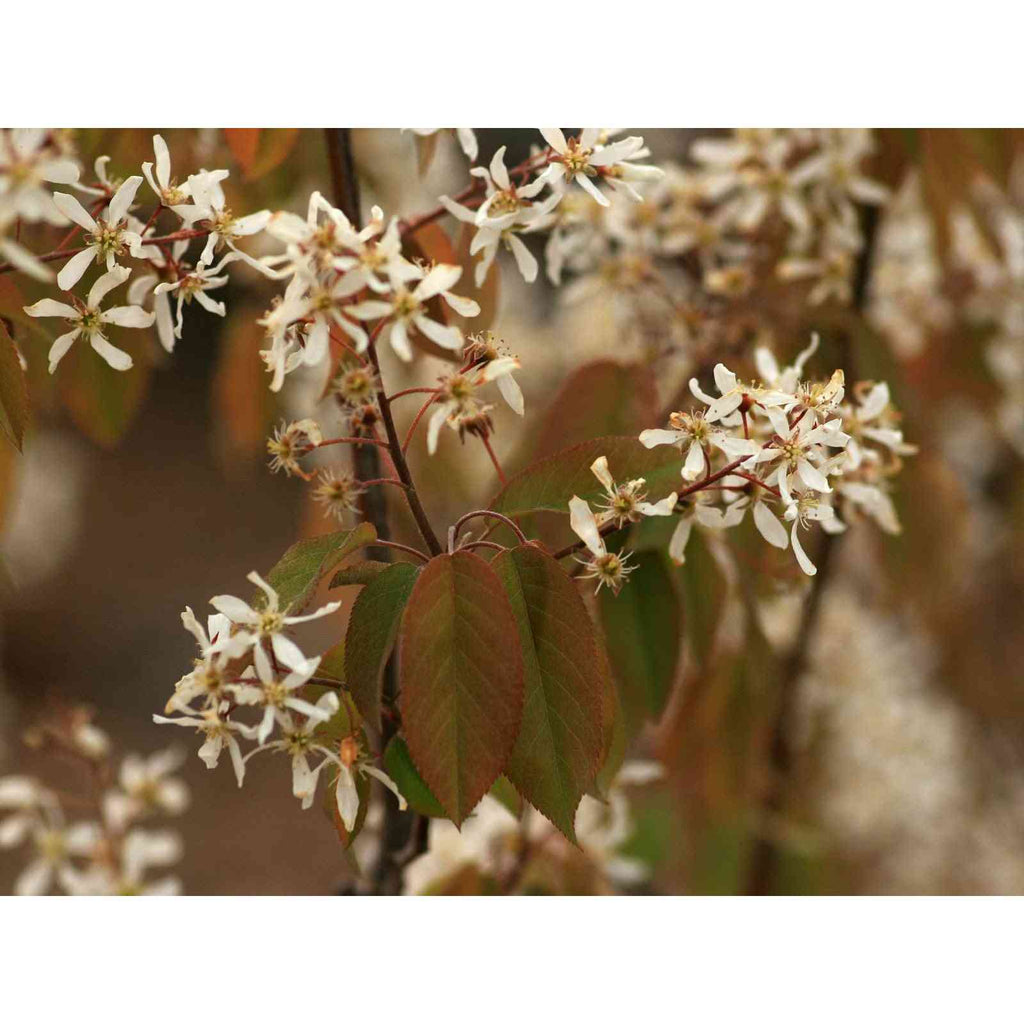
top-left (569, 496), bottom-right (604, 558)
top-left (51, 192), bottom-right (97, 232)
top-left (753, 500), bottom-right (789, 549)
top-left (24, 298), bottom-right (77, 319)
top-left (87, 265), bottom-right (130, 307)
top-left (89, 333), bottom-right (133, 372)
top-left (106, 176), bottom-right (143, 225)
top-left (101, 305), bottom-right (155, 328)
top-left (57, 246), bottom-right (98, 291)
top-left (47, 329), bottom-right (80, 373)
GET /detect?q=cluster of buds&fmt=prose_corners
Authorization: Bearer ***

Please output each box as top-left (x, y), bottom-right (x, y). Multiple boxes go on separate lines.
top-left (570, 334), bottom-right (913, 589)
top-left (0, 711), bottom-right (187, 895)
top-left (153, 571), bottom-right (404, 832)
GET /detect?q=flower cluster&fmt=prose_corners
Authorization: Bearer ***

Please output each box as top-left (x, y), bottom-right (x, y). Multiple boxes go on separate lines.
top-left (0, 713), bottom-right (187, 895)
top-left (570, 334), bottom-right (914, 589)
top-left (518, 129), bottom-right (888, 361)
top-left (14, 132), bottom-right (270, 371)
top-left (153, 571), bottom-right (404, 832)
top-left (402, 761), bottom-right (664, 895)
top-left (259, 191), bottom-right (481, 390)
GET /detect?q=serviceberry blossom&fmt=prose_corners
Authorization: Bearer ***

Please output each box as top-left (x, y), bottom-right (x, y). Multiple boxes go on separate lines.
top-left (23, 265), bottom-right (155, 372)
top-left (176, 169), bottom-right (271, 272)
top-left (334, 735), bottom-right (407, 832)
top-left (208, 570), bottom-right (341, 670)
top-left (569, 494), bottom-right (635, 594)
top-left (349, 263), bottom-right (477, 361)
top-left (588, 455), bottom-right (678, 527)
top-left (232, 644), bottom-right (329, 745)
top-left (426, 352), bottom-right (523, 454)
top-left (539, 129), bottom-right (660, 208)
top-left (51, 176), bottom-right (148, 290)
top-left (152, 252), bottom-right (239, 340)
top-left (141, 134), bottom-right (191, 206)
top-left (152, 704), bottom-right (254, 786)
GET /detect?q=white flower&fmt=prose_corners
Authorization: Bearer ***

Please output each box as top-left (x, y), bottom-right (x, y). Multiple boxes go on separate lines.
top-left (153, 251), bottom-right (239, 341)
top-left (689, 362), bottom-right (790, 424)
top-left (665, 495), bottom-right (744, 565)
top-left (103, 749), bottom-right (189, 831)
top-left (175, 169), bottom-right (271, 273)
top-left (782, 493), bottom-right (837, 576)
top-left (50, 176), bottom-right (146, 290)
top-left (333, 736), bottom-right (406, 832)
top-left (232, 644), bottom-right (330, 745)
top-left (348, 263), bottom-right (476, 361)
top-left (754, 332), bottom-right (821, 395)
top-left (426, 355), bottom-right (523, 454)
top-left (141, 134), bottom-right (191, 206)
top-left (23, 265), bottom-right (155, 373)
top-left (262, 266), bottom-right (368, 366)
top-left (246, 692), bottom-right (341, 810)
top-left (538, 129), bottom-right (655, 207)
top-left (472, 145), bottom-right (549, 229)
top-left (587, 455), bottom-right (678, 527)
top-left (152, 704), bottom-right (254, 786)
top-left (0, 128), bottom-right (80, 225)
top-left (0, 781), bottom-right (100, 896)
top-left (568, 494), bottom-right (636, 594)
top-left (208, 570), bottom-right (341, 670)
top-left (754, 411), bottom-right (850, 505)
top-left (640, 410), bottom-right (758, 481)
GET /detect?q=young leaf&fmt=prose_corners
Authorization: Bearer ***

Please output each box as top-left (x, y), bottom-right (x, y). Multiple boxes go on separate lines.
top-left (599, 549), bottom-right (682, 731)
top-left (0, 320), bottom-right (28, 452)
top-left (490, 436), bottom-right (682, 518)
top-left (384, 736), bottom-right (446, 817)
top-left (398, 551), bottom-right (524, 826)
top-left (345, 561), bottom-right (419, 728)
top-left (492, 545), bottom-right (605, 842)
top-left (263, 521), bottom-right (376, 613)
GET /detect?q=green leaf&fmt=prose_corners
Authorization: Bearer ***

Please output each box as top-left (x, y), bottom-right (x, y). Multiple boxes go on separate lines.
top-left (492, 545), bottom-right (606, 841)
top-left (329, 560), bottom-right (392, 589)
top-left (599, 549), bottom-right (682, 732)
top-left (0, 320), bottom-right (28, 452)
top-left (384, 736), bottom-right (446, 817)
top-left (317, 639), bottom-right (347, 683)
top-left (399, 551), bottom-right (524, 826)
top-left (491, 436), bottom-right (682, 517)
top-left (263, 522), bottom-right (376, 613)
top-left (345, 562), bottom-right (419, 729)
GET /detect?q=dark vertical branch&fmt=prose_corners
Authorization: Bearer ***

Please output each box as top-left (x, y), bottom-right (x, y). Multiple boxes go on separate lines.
top-left (743, 202), bottom-right (881, 896)
top-left (323, 128), bottom-right (427, 894)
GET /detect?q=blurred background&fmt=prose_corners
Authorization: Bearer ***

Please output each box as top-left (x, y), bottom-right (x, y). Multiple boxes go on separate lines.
top-left (3, 128), bottom-right (1024, 894)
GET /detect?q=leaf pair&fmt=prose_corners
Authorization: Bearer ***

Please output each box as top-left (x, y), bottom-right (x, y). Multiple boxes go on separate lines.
top-left (397, 546), bottom-right (609, 840)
